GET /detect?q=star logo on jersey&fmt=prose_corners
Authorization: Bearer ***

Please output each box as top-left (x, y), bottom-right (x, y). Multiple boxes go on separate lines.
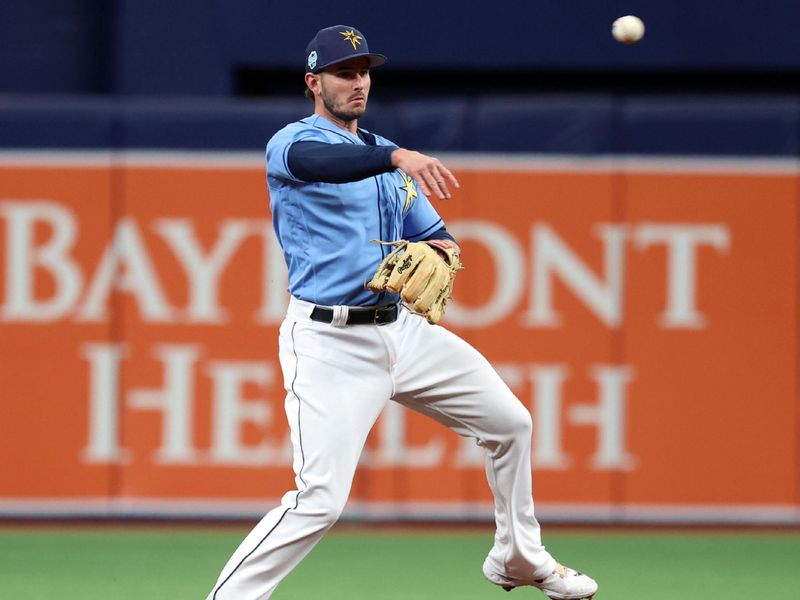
top-left (340, 29), bottom-right (362, 50)
top-left (398, 170), bottom-right (417, 214)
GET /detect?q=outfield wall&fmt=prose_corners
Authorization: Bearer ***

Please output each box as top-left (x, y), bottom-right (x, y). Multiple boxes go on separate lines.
top-left (1, 97), bottom-right (798, 523)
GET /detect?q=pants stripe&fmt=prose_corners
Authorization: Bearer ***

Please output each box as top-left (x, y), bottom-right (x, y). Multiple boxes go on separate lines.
top-left (212, 322), bottom-right (307, 599)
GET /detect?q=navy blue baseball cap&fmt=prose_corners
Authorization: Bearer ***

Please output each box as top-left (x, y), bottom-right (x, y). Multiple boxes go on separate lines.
top-left (305, 25), bottom-right (387, 73)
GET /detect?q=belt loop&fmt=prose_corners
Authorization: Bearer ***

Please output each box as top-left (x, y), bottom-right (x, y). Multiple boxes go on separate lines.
top-left (331, 305), bottom-right (349, 327)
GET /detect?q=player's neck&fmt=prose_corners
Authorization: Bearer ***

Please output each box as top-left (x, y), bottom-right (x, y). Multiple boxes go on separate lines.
top-left (316, 108), bottom-right (358, 134)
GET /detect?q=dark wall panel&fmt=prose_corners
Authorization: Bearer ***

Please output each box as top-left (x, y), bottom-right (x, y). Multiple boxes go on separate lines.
top-left (5, 1), bottom-right (798, 95)
top-left (0, 1), bottom-right (113, 93)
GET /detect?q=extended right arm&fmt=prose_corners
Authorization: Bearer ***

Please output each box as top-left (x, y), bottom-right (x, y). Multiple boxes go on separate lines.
top-left (287, 141), bottom-right (459, 199)
top-left (287, 141), bottom-right (396, 183)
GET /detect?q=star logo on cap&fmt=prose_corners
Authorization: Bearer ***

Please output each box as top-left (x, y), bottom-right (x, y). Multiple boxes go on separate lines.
top-left (340, 29), bottom-right (362, 50)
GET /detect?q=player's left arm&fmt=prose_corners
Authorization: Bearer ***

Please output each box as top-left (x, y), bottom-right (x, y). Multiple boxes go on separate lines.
top-left (423, 227), bottom-right (461, 256)
top-left (366, 167), bottom-right (462, 324)
top-left (402, 186), bottom-right (461, 259)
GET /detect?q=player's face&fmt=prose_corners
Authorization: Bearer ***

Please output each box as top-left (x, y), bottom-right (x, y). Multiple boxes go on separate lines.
top-left (318, 57), bottom-right (371, 122)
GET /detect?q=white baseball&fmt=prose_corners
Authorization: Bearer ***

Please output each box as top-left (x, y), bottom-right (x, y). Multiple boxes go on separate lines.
top-left (612, 15), bottom-right (645, 44)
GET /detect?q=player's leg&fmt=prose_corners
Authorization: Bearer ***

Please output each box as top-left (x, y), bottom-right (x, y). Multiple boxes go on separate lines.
top-left (207, 313), bottom-right (392, 600)
top-left (391, 315), bottom-right (555, 581)
top-left (390, 310), bottom-right (597, 598)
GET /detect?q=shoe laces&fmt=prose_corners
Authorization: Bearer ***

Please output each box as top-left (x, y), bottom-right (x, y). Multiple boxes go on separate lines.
top-left (554, 563), bottom-right (577, 578)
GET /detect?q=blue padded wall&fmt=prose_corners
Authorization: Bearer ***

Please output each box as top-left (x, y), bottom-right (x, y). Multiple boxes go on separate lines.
top-left (3, 95), bottom-right (800, 158)
top-left (0, 97), bottom-right (116, 148)
top-left (118, 99), bottom-right (310, 149)
top-left (468, 96), bottom-right (615, 154)
top-left (620, 98), bottom-right (800, 156)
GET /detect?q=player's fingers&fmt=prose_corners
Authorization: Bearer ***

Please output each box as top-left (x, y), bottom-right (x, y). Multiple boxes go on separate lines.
top-left (429, 162), bottom-right (459, 199)
top-left (422, 163), bottom-right (453, 199)
top-left (435, 170), bottom-right (454, 199)
top-left (436, 178), bottom-right (452, 200)
top-left (415, 175), bottom-right (433, 197)
top-left (423, 169), bottom-right (448, 199)
top-left (438, 165), bottom-right (460, 189)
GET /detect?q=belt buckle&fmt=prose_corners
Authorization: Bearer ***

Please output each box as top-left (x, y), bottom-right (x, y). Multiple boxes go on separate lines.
top-left (374, 304), bottom-right (394, 325)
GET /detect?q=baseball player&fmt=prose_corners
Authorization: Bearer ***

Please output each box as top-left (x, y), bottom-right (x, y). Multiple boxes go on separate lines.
top-left (206, 25), bottom-right (598, 600)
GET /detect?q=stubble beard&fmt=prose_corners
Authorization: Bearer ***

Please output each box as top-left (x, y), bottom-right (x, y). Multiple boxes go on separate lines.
top-left (321, 91), bottom-right (367, 124)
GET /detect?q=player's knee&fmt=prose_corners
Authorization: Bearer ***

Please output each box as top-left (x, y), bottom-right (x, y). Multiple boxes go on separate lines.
top-left (312, 504), bottom-right (345, 528)
top-left (507, 405), bottom-right (533, 440)
top-left (480, 407), bottom-right (532, 457)
top-left (299, 486), bottom-right (348, 527)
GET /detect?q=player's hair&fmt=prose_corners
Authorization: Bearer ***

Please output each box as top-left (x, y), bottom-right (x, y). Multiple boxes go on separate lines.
top-left (304, 87), bottom-right (314, 102)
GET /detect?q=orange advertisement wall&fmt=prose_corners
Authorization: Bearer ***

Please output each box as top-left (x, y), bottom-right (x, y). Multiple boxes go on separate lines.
top-left (0, 157), bottom-right (797, 522)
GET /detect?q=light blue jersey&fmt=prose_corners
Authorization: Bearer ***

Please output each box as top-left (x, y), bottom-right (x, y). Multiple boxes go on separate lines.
top-left (266, 114), bottom-right (445, 306)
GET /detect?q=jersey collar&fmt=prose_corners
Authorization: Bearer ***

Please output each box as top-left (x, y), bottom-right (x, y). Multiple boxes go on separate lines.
top-left (305, 114), bottom-right (364, 144)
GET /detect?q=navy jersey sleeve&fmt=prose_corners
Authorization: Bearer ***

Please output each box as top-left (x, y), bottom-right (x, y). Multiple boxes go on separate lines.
top-left (266, 125), bottom-right (330, 183)
top-left (424, 226), bottom-right (457, 244)
top-left (287, 142), bottom-right (396, 183)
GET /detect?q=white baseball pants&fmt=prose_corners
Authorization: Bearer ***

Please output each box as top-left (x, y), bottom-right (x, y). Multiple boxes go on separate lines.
top-left (207, 297), bottom-right (556, 599)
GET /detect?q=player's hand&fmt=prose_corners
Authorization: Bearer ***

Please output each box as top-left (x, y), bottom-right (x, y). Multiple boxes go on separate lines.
top-left (425, 238), bottom-right (461, 259)
top-left (391, 148), bottom-right (460, 200)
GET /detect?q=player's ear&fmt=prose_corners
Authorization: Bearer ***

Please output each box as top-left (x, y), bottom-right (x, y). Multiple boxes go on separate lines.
top-left (304, 73), bottom-right (321, 97)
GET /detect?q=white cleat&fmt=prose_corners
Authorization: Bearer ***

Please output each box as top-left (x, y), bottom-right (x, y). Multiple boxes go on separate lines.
top-left (485, 563), bottom-right (598, 600)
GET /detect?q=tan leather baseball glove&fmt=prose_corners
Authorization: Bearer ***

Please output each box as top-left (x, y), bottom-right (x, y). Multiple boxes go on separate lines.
top-left (365, 240), bottom-right (463, 324)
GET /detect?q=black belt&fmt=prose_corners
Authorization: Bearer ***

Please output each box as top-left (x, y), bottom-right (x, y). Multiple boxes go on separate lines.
top-left (310, 303), bottom-right (400, 325)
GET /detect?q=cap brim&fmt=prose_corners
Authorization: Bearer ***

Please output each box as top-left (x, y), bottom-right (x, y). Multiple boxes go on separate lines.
top-left (313, 53), bottom-right (387, 73)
